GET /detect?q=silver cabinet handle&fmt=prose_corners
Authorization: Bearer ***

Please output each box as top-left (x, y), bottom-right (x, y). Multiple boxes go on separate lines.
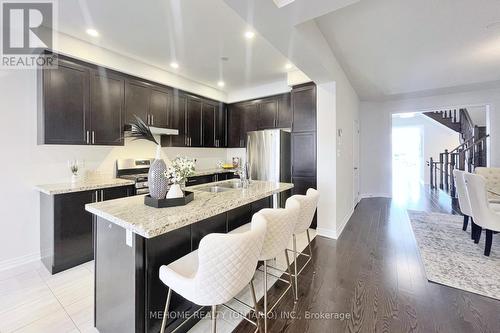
top-left (151, 114), bottom-right (154, 125)
top-left (92, 131), bottom-right (95, 144)
top-left (101, 190), bottom-right (104, 202)
top-left (86, 131), bottom-right (90, 144)
top-left (147, 114), bottom-right (150, 125)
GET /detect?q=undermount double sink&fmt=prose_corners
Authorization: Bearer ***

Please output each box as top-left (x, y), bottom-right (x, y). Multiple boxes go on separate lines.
top-left (197, 180), bottom-right (245, 193)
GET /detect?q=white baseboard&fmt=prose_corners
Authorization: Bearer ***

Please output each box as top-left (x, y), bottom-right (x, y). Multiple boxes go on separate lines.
top-left (336, 206), bottom-right (354, 239)
top-left (360, 193), bottom-right (392, 199)
top-left (0, 252), bottom-right (40, 272)
top-left (316, 227), bottom-right (337, 239)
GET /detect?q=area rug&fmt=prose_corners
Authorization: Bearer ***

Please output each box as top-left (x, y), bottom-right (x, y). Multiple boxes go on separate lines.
top-left (407, 210), bottom-right (500, 300)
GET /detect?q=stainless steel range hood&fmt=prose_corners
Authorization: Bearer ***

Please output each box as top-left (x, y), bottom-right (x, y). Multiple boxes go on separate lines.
top-left (124, 124), bottom-right (179, 136)
top-left (149, 126), bottom-right (179, 136)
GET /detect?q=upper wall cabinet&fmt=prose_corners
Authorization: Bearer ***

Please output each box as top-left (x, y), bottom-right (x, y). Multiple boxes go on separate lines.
top-left (38, 58), bottom-right (90, 145)
top-left (38, 56), bottom-right (125, 146)
top-left (90, 70), bottom-right (124, 145)
top-left (186, 96), bottom-right (203, 147)
top-left (226, 93), bottom-right (291, 148)
top-left (291, 83), bottom-right (316, 132)
top-left (124, 79), bottom-right (172, 128)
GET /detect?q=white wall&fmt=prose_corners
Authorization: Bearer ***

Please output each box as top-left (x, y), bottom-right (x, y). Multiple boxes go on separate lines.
top-left (392, 114), bottom-right (460, 184)
top-left (360, 87), bottom-right (500, 197)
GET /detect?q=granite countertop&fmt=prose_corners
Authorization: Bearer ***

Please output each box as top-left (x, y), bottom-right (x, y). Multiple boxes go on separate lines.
top-left (192, 168), bottom-right (236, 176)
top-left (35, 178), bottom-right (135, 195)
top-left (85, 180), bottom-right (293, 238)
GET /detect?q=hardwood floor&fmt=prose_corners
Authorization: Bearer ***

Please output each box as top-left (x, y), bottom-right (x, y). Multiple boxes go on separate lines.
top-left (234, 187), bottom-right (500, 333)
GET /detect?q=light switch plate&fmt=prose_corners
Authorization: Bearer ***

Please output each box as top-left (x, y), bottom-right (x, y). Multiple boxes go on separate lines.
top-left (126, 229), bottom-right (133, 247)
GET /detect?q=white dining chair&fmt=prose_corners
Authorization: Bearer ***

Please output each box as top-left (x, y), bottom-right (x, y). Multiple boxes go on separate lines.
top-left (229, 196), bottom-right (300, 332)
top-left (453, 169), bottom-right (482, 240)
top-left (158, 214), bottom-right (267, 333)
top-left (464, 173), bottom-right (500, 256)
top-left (287, 188), bottom-right (319, 300)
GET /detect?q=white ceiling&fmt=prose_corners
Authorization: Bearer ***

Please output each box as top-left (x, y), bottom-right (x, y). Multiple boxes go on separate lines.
top-left (54, 0), bottom-right (291, 93)
top-left (316, 0), bottom-right (500, 101)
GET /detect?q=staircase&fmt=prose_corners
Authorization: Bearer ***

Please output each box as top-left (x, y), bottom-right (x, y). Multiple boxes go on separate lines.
top-left (425, 108), bottom-right (488, 197)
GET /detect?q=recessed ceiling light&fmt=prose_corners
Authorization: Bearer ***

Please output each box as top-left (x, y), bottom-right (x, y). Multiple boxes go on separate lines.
top-left (86, 29), bottom-right (99, 37)
top-left (244, 31), bottom-right (255, 39)
top-left (217, 81), bottom-right (225, 87)
top-left (285, 63), bottom-right (293, 70)
top-left (170, 62), bottom-right (179, 69)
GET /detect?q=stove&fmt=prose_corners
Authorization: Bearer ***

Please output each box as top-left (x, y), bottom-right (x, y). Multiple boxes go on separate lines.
top-left (116, 159), bottom-right (153, 195)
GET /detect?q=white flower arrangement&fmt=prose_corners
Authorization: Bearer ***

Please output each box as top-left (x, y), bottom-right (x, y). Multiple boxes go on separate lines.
top-left (164, 156), bottom-right (196, 184)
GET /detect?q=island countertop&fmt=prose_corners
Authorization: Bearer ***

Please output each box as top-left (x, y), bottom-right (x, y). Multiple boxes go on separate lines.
top-left (85, 180), bottom-right (293, 238)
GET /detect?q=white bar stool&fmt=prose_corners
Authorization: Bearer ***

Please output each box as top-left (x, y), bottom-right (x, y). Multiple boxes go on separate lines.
top-left (158, 215), bottom-right (267, 333)
top-left (286, 188), bottom-right (319, 301)
top-left (229, 196), bottom-right (300, 332)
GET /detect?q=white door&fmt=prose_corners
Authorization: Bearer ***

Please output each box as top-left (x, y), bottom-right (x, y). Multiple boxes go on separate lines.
top-left (353, 120), bottom-right (360, 206)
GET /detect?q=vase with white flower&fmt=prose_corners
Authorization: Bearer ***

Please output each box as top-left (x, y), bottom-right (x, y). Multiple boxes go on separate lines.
top-left (164, 156), bottom-right (196, 198)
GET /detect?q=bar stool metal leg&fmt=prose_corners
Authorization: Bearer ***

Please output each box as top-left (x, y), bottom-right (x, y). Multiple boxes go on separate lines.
top-left (211, 305), bottom-right (217, 333)
top-left (292, 234), bottom-right (298, 301)
top-left (263, 260), bottom-right (268, 333)
top-left (284, 250), bottom-right (297, 302)
top-left (160, 288), bottom-right (172, 333)
top-left (249, 279), bottom-right (262, 333)
top-left (306, 229), bottom-right (315, 274)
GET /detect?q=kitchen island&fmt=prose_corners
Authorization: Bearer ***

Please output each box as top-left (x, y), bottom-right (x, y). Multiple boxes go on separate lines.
top-left (85, 179), bottom-right (293, 333)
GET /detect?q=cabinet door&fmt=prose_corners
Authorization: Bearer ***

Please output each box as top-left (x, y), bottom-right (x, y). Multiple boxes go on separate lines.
top-left (215, 104), bottom-right (227, 147)
top-left (202, 101), bottom-right (216, 147)
top-left (241, 103), bottom-right (258, 147)
top-left (227, 204), bottom-right (252, 232)
top-left (53, 190), bottom-right (95, 269)
top-left (277, 93), bottom-right (292, 128)
top-left (186, 97), bottom-right (202, 147)
top-left (292, 132), bottom-right (316, 177)
top-left (169, 94), bottom-right (187, 147)
top-left (41, 58), bottom-right (90, 145)
top-left (124, 79), bottom-right (150, 126)
top-left (191, 213), bottom-right (227, 250)
top-left (292, 83), bottom-right (316, 132)
top-left (227, 105), bottom-right (242, 148)
top-left (258, 98), bottom-right (278, 129)
top-left (90, 70), bottom-right (125, 145)
top-left (186, 175), bottom-right (214, 187)
top-left (102, 185), bottom-right (134, 200)
top-left (150, 88), bottom-right (171, 128)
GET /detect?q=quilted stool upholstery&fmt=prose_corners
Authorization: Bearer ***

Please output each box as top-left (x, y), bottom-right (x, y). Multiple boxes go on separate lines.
top-left (475, 167), bottom-right (500, 203)
top-left (230, 197), bottom-right (300, 332)
top-left (159, 214), bottom-right (267, 333)
top-left (287, 188), bottom-right (319, 301)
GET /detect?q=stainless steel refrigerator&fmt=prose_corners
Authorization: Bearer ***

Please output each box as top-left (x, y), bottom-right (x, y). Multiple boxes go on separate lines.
top-left (246, 129), bottom-right (291, 207)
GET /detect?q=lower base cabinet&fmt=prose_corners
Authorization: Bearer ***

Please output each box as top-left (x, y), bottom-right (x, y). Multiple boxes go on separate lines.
top-left (40, 185), bottom-right (134, 274)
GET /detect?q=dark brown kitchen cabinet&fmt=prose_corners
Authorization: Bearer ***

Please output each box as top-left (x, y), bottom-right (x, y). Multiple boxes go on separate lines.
top-left (124, 80), bottom-right (172, 128)
top-left (90, 70), bottom-right (124, 145)
top-left (149, 87), bottom-right (172, 128)
top-left (186, 97), bottom-right (203, 147)
top-left (277, 93), bottom-right (292, 128)
top-left (38, 55), bottom-right (125, 146)
top-left (227, 102), bottom-right (258, 148)
top-left (166, 93), bottom-right (187, 147)
top-left (202, 101), bottom-right (216, 147)
top-left (228, 105), bottom-right (244, 147)
top-left (291, 131), bottom-right (316, 177)
top-left (215, 104), bottom-right (227, 147)
top-left (258, 98), bottom-right (278, 129)
top-left (40, 184), bottom-right (134, 274)
top-left (292, 83), bottom-right (316, 132)
top-left (124, 79), bottom-right (150, 126)
top-left (38, 58), bottom-right (90, 145)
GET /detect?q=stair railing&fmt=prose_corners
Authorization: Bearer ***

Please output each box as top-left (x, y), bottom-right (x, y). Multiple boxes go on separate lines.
top-left (428, 134), bottom-right (489, 195)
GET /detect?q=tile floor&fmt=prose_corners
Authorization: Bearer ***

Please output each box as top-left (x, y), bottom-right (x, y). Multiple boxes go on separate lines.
top-left (0, 229), bottom-right (316, 333)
